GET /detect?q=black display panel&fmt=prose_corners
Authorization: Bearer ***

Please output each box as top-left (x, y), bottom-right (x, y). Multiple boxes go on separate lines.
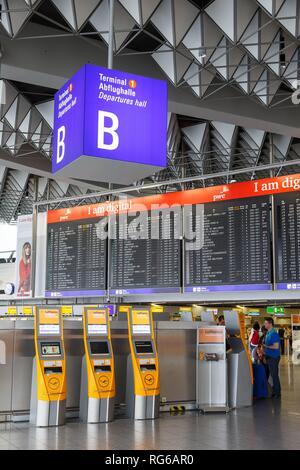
top-left (110, 208), bottom-right (181, 294)
top-left (41, 342), bottom-right (61, 356)
top-left (275, 193), bottom-right (300, 290)
top-left (90, 341), bottom-right (110, 355)
top-left (46, 217), bottom-right (107, 297)
top-left (134, 341), bottom-right (153, 354)
top-left (184, 197), bottom-right (272, 292)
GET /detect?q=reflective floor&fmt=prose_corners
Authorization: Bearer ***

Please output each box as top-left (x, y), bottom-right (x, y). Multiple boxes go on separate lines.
top-left (0, 358), bottom-right (299, 450)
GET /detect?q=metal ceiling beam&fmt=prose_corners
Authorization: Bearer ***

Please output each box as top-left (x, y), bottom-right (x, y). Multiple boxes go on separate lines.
top-left (33, 156), bottom-right (300, 208)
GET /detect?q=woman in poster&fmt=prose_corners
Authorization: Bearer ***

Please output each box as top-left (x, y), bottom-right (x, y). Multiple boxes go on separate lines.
top-left (18, 242), bottom-right (32, 295)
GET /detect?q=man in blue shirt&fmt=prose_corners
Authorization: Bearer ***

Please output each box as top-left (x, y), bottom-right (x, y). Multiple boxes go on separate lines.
top-left (263, 317), bottom-right (281, 398)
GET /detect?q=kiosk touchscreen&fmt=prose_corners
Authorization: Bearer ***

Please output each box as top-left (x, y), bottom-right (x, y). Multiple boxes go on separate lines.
top-left (79, 307), bottom-right (115, 423)
top-left (126, 306), bottom-right (160, 420)
top-left (30, 307), bottom-right (66, 427)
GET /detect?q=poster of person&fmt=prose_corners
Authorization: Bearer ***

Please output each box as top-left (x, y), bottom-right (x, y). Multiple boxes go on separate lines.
top-left (16, 215), bottom-right (33, 297)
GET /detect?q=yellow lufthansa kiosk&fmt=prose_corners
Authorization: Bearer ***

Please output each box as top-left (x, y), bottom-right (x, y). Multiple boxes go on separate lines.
top-left (126, 306), bottom-right (160, 420)
top-left (30, 307), bottom-right (66, 427)
top-left (79, 307), bottom-right (115, 423)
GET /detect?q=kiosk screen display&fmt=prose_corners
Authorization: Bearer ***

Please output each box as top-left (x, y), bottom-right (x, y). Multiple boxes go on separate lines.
top-left (134, 341), bottom-right (153, 354)
top-left (41, 343), bottom-right (61, 356)
top-left (90, 341), bottom-right (110, 355)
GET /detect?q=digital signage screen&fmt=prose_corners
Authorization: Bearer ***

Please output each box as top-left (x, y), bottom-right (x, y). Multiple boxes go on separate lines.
top-left (184, 197), bottom-right (272, 292)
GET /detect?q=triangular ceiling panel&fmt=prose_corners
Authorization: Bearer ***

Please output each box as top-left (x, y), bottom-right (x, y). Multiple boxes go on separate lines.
top-left (236, 1), bottom-right (258, 41)
top-left (152, 45), bottom-right (176, 84)
top-left (256, 0), bottom-right (273, 14)
top-left (182, 13), bottom-right (222, 64)
top-left (140, 0), bottom-right (161, 24)
top-left (233, 55), bottom-right (249, 93)
top-left (18, 110), bottom-right (31, 139)
top-left (73, 0), bottom-right (100, 29)
top-left (273, 133), bottom-right (292, 159)
top-left (252, 69), bottom-right (281, 105)
top-left (118, 0), bottom-right (141, 24)
top-left (184, 63), bottom-right (215, 98)
top-left (90, 0), bottom-right (135, 51)
top-left (36, 100), bottom-right (54, 129)
top-left (173, 0), bottom-right (199, 46)
top-left (16, 95), bottom-right (31, 129)
top-left (4, 97), bottom-right (18, 129)
top-left (283, 48), bottom-right (300, 87)
top-left (244, 128), bottom-right (265, 149)
top-left (7, 0), bottom-right (31, 36)
top-left (263, 29), bottom-right (281, 76)
top-left (182, 122), bottom-right (207, 153)
top-left (211, 121), bottom-right (236, 146)
top-left (0, 0), bottom-right (12, 36)
top-left (151, 0), bottom-right (198, 47)
top-left (51, 0), bottom-right (76, 29)
top-left (0, 81), bottom-right (18, 118)
top-left (205, 0), bottom-right (235, 42)
top-left (240, 10), bottom-right (260, 59)
top-left (175, 44), bottom-right (192, 83)
top-left (276, 0), bottom-right (299, 37)
top-left (210, 36), bottom-right (228, 80)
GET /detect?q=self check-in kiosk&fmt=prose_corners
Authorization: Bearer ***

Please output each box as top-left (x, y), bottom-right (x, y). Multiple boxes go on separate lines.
top-left (224, 310), bottom-right (253, 409)
top-left (79, 307), bottom-right (115, 423)
top-left (126, 306), bottom-right (160, 420)
top-left (30, 307), bottom-right (66, 427)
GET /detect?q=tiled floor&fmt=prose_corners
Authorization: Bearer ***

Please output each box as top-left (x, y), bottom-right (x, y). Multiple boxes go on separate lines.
top-left (0, 357), bottom-right (299, 450)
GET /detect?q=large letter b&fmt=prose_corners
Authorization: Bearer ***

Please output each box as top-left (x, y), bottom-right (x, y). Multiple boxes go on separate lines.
top-left (56, 126), bottom-right (66, 164)
top-left (98, 111), bottom-right (119, 151)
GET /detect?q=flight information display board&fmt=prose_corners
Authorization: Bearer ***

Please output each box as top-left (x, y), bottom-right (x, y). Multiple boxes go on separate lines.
top-left (184, 197), bottom-right (272, 292)
top-left (110, 208), bottom-right (181, 294)
top-left (46, 217), bottom-right (107, 297)
top-left (275, 193), bottom-right (300, 290)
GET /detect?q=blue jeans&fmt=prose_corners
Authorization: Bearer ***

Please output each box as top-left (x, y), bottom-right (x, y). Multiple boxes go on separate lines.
top-left (266, 356), bottom-right (281, 397)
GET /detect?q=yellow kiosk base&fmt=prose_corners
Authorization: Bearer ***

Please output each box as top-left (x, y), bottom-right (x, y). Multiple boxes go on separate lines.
top-left (30, 357), bottom-right (66, 427)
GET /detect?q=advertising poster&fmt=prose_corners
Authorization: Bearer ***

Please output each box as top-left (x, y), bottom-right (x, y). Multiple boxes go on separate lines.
top-left (15, 214), bottom-right (33, 298)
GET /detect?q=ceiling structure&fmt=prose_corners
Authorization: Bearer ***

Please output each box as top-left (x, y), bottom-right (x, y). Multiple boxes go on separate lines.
top-left (1, 0), bottom-right (300, 222)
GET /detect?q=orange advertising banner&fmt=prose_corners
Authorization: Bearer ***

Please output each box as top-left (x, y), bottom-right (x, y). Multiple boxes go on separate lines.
top-left (48, 173), bottom-right (300, 224)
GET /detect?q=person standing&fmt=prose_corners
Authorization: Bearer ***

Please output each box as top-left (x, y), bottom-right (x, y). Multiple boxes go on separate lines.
top-left (263, 317), bottom-right (281, 399)
top-left (278, 327), bottom-right (285, 355)
top-left (249, 322), bottom-right (260, 354)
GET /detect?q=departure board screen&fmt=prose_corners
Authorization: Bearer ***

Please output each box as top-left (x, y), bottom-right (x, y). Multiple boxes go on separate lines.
top-left (275, 193), bottom-right (300, 290)
top-left (184, 197), bottom-right (272, 292)
top-left (46, 217), bottom-right (107, 297)
top-left (110, 208), bottom-right (181, 294)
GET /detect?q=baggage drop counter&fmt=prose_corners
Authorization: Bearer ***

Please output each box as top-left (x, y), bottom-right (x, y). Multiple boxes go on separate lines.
top-left (0, 317), bottom-right (84, 422)
top-left (0, 318), bottom-right (212, 420)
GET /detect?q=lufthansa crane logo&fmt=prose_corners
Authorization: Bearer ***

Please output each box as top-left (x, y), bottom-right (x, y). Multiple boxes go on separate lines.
top-left (98, 375), bottom-right (109, 388)
top-left (144, 374), bottom-right (154, 386)
top-left (48, 377), bottom-right (60, 391)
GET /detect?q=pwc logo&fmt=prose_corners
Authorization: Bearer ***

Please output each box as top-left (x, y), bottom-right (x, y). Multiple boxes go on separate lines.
top-left (129, 79), bottom-right (137, 89)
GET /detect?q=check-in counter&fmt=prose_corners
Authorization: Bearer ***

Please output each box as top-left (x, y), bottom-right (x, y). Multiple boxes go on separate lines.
top-left (0, 318), bottom-right (204, 421)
